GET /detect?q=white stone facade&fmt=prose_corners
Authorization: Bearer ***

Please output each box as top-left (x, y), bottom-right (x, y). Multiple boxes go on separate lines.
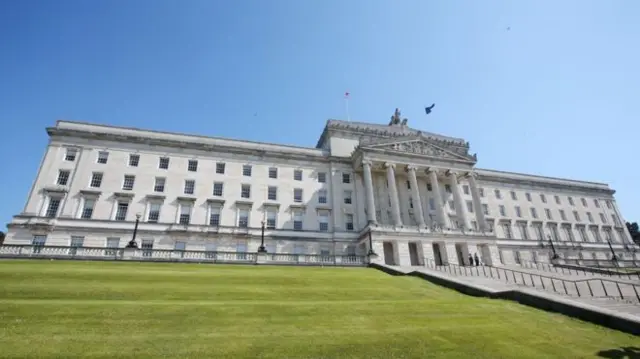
top-left (5, 109), bottom-right (639, 266)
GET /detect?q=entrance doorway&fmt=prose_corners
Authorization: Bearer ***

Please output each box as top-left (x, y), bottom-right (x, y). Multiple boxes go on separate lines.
top-left (478, 244), bottom-right (493, 266)
top-left (408, 242), bottom-right (421, 266)
top-left (455, 243), bottom-right (470, 266)
top-left (432, 243), bottom-right (445, 266)
top-left (383, 242), bottom-right (396, 265)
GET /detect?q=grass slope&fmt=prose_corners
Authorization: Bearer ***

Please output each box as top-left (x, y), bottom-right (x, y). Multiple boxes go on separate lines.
top-left (0, 260), bottom-right (637, 358)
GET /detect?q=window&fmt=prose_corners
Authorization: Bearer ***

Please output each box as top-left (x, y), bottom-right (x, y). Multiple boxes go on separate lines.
top-left (471, 221), bottom-right (478, 231)
top-left (525, 193), bottom-right (532, 201)
top-left (429, 198), bottom-right (436, 211)
top-left (115, 201), bottom-right (129, 221)
top-left (266, 210), bottom-right (277, 229)
top-left (554, 195), bottom-right (560, 205)
top-left (612, 214), bottom-right (621, 227)
top-left (590, 227), bottom-right (601, 242)
top-left (407, 180), bottom-right (411, 190)
top-left (293, 211), bottom-right (303, 231)
top-left (342, 173), bottom-right (351, 184)
top-left (578, 226), bottom-right (588, 242)
top-left (179, 204), bottom-right (192, 225)
top-left (599, 213), bottom-right (607, 223)
top-left (501, 223), bottom-right (513, 239)
top-left (69, 236), bottom-right (84, 255)
top-left (57, 170), bottom-right (70, 186)
top-left (90, 172), bottom-right (103, 188)
top-left (129, 154), bottom-right (140, 167)
top-left (32, 235), bottom-right (47, 254)
top-left (236, 242), bottom-right (248, 259)
top-left (148, 203), bottom-right (161, 223)
top-left (174, 241), bottom-right (186, 252)
top-left (268, 167), bottom-right (278, 179)
top-left (533, 224), bottom-right (544, 240)
top-left (81, 198), bottom-right (95, 219)
top-left (408, 197), bottom-right (414, 209)
top-left (562, 225), bottom-right (574, 241)
top-left (568, 197), bottom-right (574, 206)
top-left (606, 200), bottom-right (612, 209)
top-left (46, 197), bottom-right (62, 218)
top-left (238, 209), bottom-right (249, 228)
top-left (573, 211), bottom-right (580, 222)
top-left (105, 237), bottom-right (119, 256)
top-left (122, 175), bottom-right (135, 190)
top-left (482, 203), bottom-right (489, 215)
top-left (209, 206), bottom-right (221, 226)
top-left (213, 182), bottom-right (224, 196)
top-left (515, 206), bottom-right (521, 218)
top-left (294, 188), bottom-right (303, 203)
top-left (494, 189), bottom-right (502, 199)
top-left (294, 170), bottom-right (302, 181)
top-left (345, 214), bottom-right (354, 231)
top-left (154, 177), bottom-right (166, 193)
top-left (317, 172), bottom-right (326, 183)
top-left (510, 191), bottom-right (517, 200)
top-left (267, 186), bottom-right (277, 201)
top-left (141, 239), bottom-right (154, 257)
top-left (448, 201), bottom-right (455, 210)
top-left (184, 180), bottom-right (195, 195)
top-left (530, 207), bottom-right (538, 219)
top-left (549, 224), bottom-right (560, 241)
top-left (216, 162), bottom-right (225, 174)
top-left (159, 157), bottom-right (170, 169)
top-left (499, 205), bottom-right (506, 216)
top-left (318, 211), bottom-right (329, 231)
top-left (587, 212), bottom-right (593, 223)
top-left (581, 198), bottom-right (587, 207)
top-left (466, 201), bottom-right (473, 213)
top-left (479, 188), bottom-right (484, 197)
top-left (540, 194), bottom-right (547, 203)
top-left (593, 199), bottom-right (600, 208)
top-left (427, 183), bottom-right (432, 191)
top-left (188, 160), bottom-right (198, 172)
top-left (64, 148), bottom-right (77, 161)
top-left (445, 184), bottom-right (452, 193)
top-left (463, 185), bottom-right (470, 195)
top-left (97, 151), bottom-right (109, 164)
top-left (545, 208), bottom-right (552, 220)
top-left (241, 184), bottom-right (251, 198)
top-left (242, 165), bottom-right (252, 177)
top-left (318, 189), bottom-right (327, 204)
top-left (559, 210), bottom-right (566, 221)
top-left (343, 190), bottom-right (352, 204)
top-left (518, 223), bottom-right (529, 240)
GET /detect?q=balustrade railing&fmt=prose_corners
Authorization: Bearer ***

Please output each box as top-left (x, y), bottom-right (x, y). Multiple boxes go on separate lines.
top-left (422, 258), bottom-right (640, 303)
top-left (0, 244), bottom-right (366, 267)
top-left (515, 259), bottom-right (640, 280)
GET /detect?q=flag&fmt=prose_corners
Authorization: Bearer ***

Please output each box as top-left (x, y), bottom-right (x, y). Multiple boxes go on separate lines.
top-left (344, 91), bottom-right (350, 98)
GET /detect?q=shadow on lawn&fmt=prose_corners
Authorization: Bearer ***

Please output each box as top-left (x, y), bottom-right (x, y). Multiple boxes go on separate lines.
top-left (597, 347), bottom-right (640, 359)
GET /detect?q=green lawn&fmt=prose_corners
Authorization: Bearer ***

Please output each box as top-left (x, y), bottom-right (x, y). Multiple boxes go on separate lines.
top-left (0, 260), bottom-right (637, 358)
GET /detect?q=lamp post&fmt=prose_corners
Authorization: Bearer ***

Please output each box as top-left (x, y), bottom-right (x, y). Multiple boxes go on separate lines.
top-left (366, 230), bottom-right (378, 260)
top-left (258, 220), bottom-right (267, 253)
top-left (605, 234), bottom-right (618, 265)
top-left (126, 213), bottom-right (141, 249)
top-left (548, 235), bottom-right (559, 260)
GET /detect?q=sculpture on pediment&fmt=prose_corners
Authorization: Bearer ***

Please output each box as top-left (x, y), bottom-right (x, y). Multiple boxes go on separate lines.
top-left (388, 108), bottom-right (408, 126)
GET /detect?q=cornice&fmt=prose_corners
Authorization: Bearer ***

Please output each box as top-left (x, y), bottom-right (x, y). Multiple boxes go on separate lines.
top-left (477, 172), bottom-right (615, 196)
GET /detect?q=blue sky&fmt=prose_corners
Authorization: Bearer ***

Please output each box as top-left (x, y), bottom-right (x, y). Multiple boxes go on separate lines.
top-left (0, 0), bottom-right (638, 230)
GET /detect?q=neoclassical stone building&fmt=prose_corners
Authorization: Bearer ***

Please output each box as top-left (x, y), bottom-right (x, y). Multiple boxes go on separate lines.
top-left (4, 109), bottom-right (637, 266)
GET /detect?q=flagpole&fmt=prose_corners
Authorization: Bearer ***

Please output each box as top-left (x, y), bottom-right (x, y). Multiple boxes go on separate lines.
top-left (344, 92), bottom-right (351, 121)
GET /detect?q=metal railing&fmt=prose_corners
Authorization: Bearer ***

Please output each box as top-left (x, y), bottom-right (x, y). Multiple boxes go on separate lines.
top-left (515, 260), bottom-right (640, 280)
top-left (422, 258), bottom-right (640, 303)
top-left (0, 244), bottom-right (366, 267)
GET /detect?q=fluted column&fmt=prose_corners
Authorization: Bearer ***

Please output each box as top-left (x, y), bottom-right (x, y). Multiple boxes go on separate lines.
top-left (448, 171), bottom-right (470, 230)
top-left (427, 169), bottom-right (448, 228)
top-left (385, 163), bottom-right (403, 226)
top-left (362, 160), bottom-right (377, 224)
top-left (407, 165), bottom-right (426, 227)
top-left (467, 172), bottom-right (486, 231)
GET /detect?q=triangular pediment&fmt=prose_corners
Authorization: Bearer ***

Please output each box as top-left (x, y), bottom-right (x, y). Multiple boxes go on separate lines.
top-left (361, 136), bottom-right (475, 162)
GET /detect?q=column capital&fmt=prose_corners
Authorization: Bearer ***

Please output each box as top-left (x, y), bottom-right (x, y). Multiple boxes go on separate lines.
top-left (406, 165), bottom-right (419, 172)
top-left (445, 169), bottom-right (458, 177)
top-left (425, 167), bottom-right (439, 175)
top-left (384, 162), bottom-right (396, 169)
top-left (362, 159), bottom-right (373, 167)
top-left (465, 171), bottom-right (477, 179)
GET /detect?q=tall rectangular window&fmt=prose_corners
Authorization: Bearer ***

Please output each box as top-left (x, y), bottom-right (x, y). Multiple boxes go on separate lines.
top-left (343, 190), bottom-right (352, 204)
top-left (57, 170), bottom-right (70, 186)
top-left (294, 188), bottom-right (303, 203)
top-left (581, 198), bottom-right (587, 207)
top-left (147, 203), bottom-right (161, 223)
top-left (184, 180), bottom-right (195, 195)
top-left (242, 165), bottom-right (252, 177)
top-left (466, 201), bottom-right (473, 213)
top-left (342, 173), bottom-right (351, 184)
top-left (593, 199), bottom-right (600, 208)
top-left (499, 205), bottom-right (506, 216)
top-left (268, 167), bottom-right (278, 179)
top-left (317, 172), bottom-right (326, 183)
top-left (209, 206), bottom-right (221, 226)
top-left (578, 226), bottom-right (588, 242)
top-left (216, 162), bottom-right (225, 174)
top-left (97, 151), bottom-right (109, 164)
top-left (129, 154), bottom-right (140, 167)
top-left (510, 191), bottom-right (517, 200)
top-left (463, 185), bottom-right (469, 195)
top-left (318, 211), bottom-right (329, 231)
top-left (115, 202), bottom-right (129, 221)
top-left (568, 197), bottom-right (575, 206)
top-left (587, 212), bottom-right (593, 223)
top-left (501, 223), bottom-right (512, 239)
top-left (105, 237), bottom-right (120, 256)
top-left (32, 235), bottom-right (47, 254)
top-left (530, 207), bottom-right (537, 219)
top-left (159, 157), bottom-right (170, 169)
top-left (494, 189), bottom-right (501, 199)
top-left (293, 211), bottom-right (303, 231)
top-left (90, 172), bottom-right (103, 188)
top-left (318, 190), bottom-right (327, 204)
top-left (267, 186), bottom-right (277, 201)
top-left (482, 203), bottom-right (489, 215)
top-left (540, 194), bottom-right (546, 203)
top-left (293, 169), bottom-right (302, 181)
top-left (241, 184), bottom-right (251, 198)
top-left (188, 160), bottom-right (198, 172)
top-left (554, 195), bottom-right (561, 205)
top-left (238, 209), bottom-right (249, 228)
top-left (81, 198), bottom-right (95, 219)
top-left (545, 208), bottom-right (552, 220)
top-left (46, 197), bottom-right (62, 218)
top-left (179, 204), bottom-right (191, 225)
top-left (525, 193), bottom-right (532, 201)
top-left (573, 211), bottom-right (580, 222)
top-left (213, 182), bottom-right (224, 196)
top-left (559, 210), bottom-right (566, 221)
top-left (122, 175), bottom-right (135, 191)
top-left (518, 223), bottom-right (529, 240)
top-left (266, 210), bottom-right (277, 229)
top-left (345, 214), bottom-right (354, 231)
top-left (141, 239), bottom-right (154, 257)
top-left (64, 148), bottom-right (77, 161)
top-left (69, 236), bottom-right (84, 255)
top-left (429, 198), bottom-right (436, 211)
top-left (599, 213), bottom-right (607, 223)
top-left (154, 177), bottom-right (166, 193)
top-left (514, 206), bottom-right (521, 217)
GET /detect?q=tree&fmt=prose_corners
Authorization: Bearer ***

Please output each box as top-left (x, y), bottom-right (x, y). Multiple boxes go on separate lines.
top-left (0, 231), bottom-right (4, 245)
top-left (625, 222), bottom-right (640, 245)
